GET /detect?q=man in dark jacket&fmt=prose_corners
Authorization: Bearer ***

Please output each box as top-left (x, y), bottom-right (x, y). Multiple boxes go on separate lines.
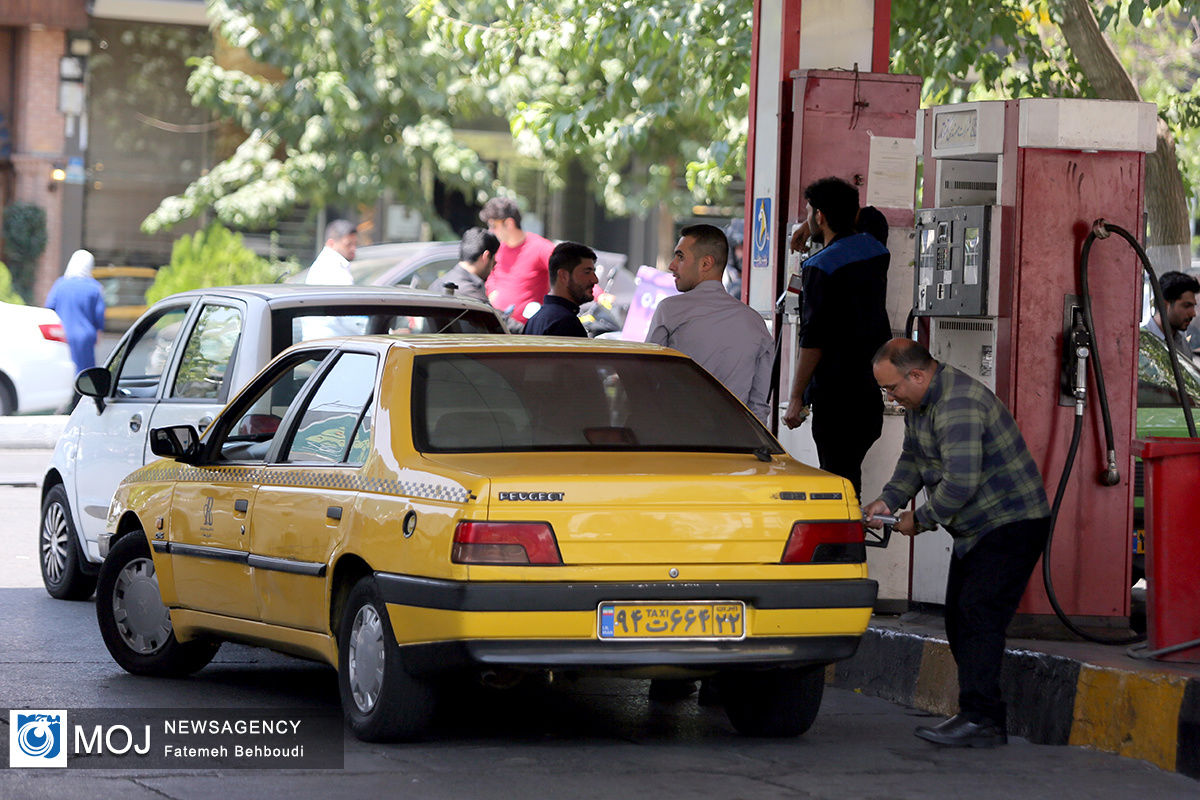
top-left (782, 177), bottom-right (891, 501)
top-left (522, 242), bottom-right (598, 337)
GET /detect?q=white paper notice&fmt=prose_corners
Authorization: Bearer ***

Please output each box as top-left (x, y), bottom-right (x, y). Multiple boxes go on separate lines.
top-left (866, 136), bottom-right (917, 210)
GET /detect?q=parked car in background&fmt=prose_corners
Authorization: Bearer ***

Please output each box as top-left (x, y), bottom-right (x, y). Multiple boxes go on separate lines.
top-left (39, 284), bottom-right (505, 601)
top-left (288, 241), bottom-right (635, 330)
top-left (0, 301), bottom-right (76, 415)
top-left (93, 266), bottom-right (157, 333)
top-left (286, 241), bottom-right (461, 290)
top-left (96, 335), bottom-right (876, 741)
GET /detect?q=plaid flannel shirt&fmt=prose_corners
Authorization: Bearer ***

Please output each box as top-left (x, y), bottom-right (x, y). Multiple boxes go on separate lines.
top-left (878, 364), bottom-right (1049, 556)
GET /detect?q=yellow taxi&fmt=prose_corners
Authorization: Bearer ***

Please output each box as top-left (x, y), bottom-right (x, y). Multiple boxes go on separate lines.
top-left (93, 265), bottom-right (157, 332)
top-left (96, 335), bottom-right (877, 741)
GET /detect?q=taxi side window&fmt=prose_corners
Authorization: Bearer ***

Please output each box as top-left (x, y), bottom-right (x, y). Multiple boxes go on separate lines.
top-left (171, 304), bottom-right (243, 400)
top-left (112, 305), bottom-right (192, 398)
top-left (215, 352), bottom-right (328, 462)
top-left (284, 352), bottom-right (377, 464)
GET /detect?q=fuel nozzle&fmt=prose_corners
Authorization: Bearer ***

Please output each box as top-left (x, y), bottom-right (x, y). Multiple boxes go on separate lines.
top-left (1068, 310), bottom-right (1091, 416)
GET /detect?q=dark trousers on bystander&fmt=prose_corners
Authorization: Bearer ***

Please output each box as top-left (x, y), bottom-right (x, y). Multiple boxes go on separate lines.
top-left (811, 392), bottom-right (883, 502)
top-left (945, 516), bottom-right (1051, 728)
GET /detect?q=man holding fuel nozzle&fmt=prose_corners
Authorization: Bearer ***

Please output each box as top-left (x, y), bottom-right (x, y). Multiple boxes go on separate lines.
top-left (863, 338), bottom-right (1050, 749)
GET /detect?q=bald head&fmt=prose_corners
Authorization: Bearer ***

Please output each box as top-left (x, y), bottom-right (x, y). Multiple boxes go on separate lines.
top-left (873, 338), bottom-right (935, 372)
top-left (872, 338), bottom-right (937, 410)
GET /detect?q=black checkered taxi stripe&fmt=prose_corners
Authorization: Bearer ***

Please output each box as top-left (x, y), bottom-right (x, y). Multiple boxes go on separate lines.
top-left (129, 464), bottom-right (470, 504)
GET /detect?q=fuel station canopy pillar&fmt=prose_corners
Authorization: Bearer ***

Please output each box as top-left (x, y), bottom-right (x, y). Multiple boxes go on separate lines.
top-left (912, 98), bottom-right (1158, 625)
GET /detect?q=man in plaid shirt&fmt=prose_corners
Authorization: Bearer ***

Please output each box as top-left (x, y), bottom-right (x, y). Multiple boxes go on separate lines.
top-left (864, 338), bottom-right (1050, 749)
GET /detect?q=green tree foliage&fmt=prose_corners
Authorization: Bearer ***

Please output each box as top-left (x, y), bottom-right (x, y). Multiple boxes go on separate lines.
top-left (143, 0), bottom-right (500, 234)
top-left (2, 202), bottom-right (47, 302)
top-left (0, 262), bottom-right (25, 305)
top-left (146, 223), bottom-right (281, 303)
top-left (416, 0), bottom-right (751, 216)
top-left (151, 0), bottom-right (1200, 241)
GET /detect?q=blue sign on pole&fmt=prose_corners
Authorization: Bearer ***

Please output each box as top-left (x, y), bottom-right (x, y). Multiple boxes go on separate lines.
top-left (751, 197), bottom-right (771, 269)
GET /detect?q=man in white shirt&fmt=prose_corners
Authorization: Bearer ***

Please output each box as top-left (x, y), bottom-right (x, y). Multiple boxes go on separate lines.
top-left (302, 219), bottom-right (363, 339)
top-left (645, 223), bottom-right (773, 423)
top-left (306, 219), bottom-right (359, 285)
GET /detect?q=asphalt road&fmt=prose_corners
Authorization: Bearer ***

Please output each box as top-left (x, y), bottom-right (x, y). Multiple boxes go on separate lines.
top-left (0, 469), bottom-right (1196, 798)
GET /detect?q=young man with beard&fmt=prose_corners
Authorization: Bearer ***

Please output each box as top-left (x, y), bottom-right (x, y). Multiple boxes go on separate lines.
top-left (522, 242), bottom-right (598, 337)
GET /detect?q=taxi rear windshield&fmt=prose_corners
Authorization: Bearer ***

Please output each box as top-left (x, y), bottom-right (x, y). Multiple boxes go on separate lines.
top-left (412, 352), bottom-right (780, 453)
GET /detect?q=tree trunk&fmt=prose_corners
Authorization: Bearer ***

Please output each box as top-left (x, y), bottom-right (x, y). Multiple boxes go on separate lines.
top-left (1058, 0), bottom-right (1192, 270)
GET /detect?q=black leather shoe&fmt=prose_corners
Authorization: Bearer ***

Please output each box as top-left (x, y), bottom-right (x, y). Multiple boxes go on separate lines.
top-left (914, 713), bottom-right (1007, 748)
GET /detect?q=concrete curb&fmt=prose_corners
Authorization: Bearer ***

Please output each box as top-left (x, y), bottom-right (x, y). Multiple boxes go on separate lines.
top-left (835, 620), bottom-right (1200, 779)
top-left (0, 415), bottom-right (67, 449)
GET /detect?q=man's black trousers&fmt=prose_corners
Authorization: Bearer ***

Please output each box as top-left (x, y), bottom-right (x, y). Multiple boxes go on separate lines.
top-left (811, 393), bottom-right (882, 502)
top-left (945, 517), bottom-right (1051, 727)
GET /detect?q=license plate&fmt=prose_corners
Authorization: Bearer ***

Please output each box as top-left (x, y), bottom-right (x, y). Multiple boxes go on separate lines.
top-left (597, 601), bottom-right (745, 640)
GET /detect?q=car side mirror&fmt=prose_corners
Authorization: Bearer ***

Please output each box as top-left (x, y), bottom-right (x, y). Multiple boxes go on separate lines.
top-left (149, 425), bottom-right (202, 464)
top-left (75, 367), bottom-right (111, 413)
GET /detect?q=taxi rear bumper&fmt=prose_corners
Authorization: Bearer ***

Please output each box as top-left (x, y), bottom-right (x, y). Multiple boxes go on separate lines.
top-left (376, 573), bottom-right (879, 612)
top-left (401, 635), bottom-right (865, 675)
top-left (377, 573), bottom-right (877, 674)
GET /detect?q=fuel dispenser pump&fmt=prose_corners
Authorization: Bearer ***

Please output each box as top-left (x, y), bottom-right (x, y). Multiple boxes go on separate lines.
top-left (910, 98), bottom-right (1158, 630)
top-left (1042, 219), bottom-right (1198, 648)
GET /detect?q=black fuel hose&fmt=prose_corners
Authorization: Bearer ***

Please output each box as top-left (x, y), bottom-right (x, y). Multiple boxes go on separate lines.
top-left (1043, 220), bottom-right (1193, 645)
top-left (1080, 221), bottom-right (1195, 438)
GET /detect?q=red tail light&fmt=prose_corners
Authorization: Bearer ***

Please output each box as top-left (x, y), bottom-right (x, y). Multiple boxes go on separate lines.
top-left (39, 323), bottom-right (67, 343)
top-left (781, 521), bottom-right (866, 564)
top-left (452, 521), bottom-right (563, 565)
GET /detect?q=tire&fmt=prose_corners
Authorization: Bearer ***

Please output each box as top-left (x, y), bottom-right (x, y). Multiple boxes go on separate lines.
top-left (338, 577), bottom-right (436, 742)
top-left (719, 665), bottom-right (825, 737)
top-left (95, 533), bottom-right (219, 676)
top-left (40, 484), bottom-right (98, 600)
top-left (0, 380), bottom-right (14, 415)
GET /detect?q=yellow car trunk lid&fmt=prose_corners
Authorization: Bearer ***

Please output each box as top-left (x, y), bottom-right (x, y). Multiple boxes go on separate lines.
top-left (423, 451), bottom-right (856, 565)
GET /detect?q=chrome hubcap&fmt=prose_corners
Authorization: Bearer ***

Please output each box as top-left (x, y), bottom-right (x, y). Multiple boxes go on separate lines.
top-left (348, 604), bottom-right (386, 713)
top-left (112, 557), bottom-right (172, 654)
top-left (40, 502), bottom-right (69, 583)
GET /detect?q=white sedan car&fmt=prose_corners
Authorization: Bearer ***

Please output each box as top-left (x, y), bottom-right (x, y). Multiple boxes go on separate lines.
top-left (0, 301), bottom-right (76, 414)
top-left (39, 284), bottom-right (506, 600)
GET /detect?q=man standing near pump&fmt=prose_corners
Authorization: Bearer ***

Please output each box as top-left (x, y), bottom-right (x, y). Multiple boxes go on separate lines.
top-left (1143, 270), bottom-right (1198, 364)
top-left (644, 223), bottom-right (773, 424)
top-left (782, 177), bottom-right (891, 502)
top-left (864, 338), bottom-right (1051, 749)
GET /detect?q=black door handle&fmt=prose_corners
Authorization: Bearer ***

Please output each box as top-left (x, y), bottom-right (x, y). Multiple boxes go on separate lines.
top-left (327, 506), bottom-right (342, 520)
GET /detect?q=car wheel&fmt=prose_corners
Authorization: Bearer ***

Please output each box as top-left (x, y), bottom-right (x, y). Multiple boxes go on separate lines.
top-left (0, 380), bottom-right (14, 415)
top-left (719, 665), bottom-right (825, 737)
top-left (337, 577), bottom-right (436, 742)
top-left (95, 533), bottom-right (219, 676)
top-left (39, 484), bottom-right (97, 600)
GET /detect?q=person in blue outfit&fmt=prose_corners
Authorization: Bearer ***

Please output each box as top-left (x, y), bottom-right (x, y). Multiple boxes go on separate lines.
top-left (522, 242), bottom-right (598, 337)
top-left (781, 177), bottom-right (891, 501)
top-left (46, 249), bottom-right (106, 374)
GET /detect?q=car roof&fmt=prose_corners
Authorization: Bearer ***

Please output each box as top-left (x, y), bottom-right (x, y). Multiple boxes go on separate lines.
top-left (154, 283), bottom-right (495, 311)
top-left (354, 334), bottom-right (680, 356)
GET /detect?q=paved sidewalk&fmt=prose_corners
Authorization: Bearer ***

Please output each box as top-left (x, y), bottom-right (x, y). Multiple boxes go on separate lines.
top-left (0, 414), bottom-right (67, 450)
top-left (836, 613), bottom-right (1199, 779)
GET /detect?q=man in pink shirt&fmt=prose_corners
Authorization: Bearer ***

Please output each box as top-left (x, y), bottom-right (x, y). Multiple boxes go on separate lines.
top-left (480, 197), bottom-right (555, 323)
